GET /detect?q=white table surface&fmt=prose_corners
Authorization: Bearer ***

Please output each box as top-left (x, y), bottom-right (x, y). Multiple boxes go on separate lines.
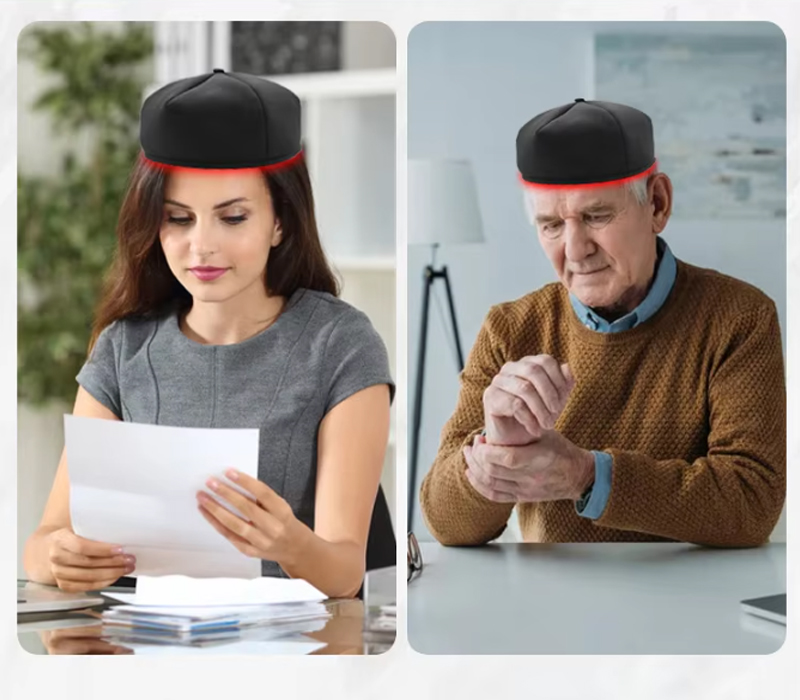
top-left (408, 542), bottom-right (786, 654)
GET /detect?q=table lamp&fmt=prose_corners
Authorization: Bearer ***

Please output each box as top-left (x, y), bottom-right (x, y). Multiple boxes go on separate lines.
top-left (407, 158), bottom-right (485, 530)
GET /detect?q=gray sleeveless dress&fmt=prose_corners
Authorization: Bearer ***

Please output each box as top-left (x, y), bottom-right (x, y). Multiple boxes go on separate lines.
top-left (76, 288), bottom-right (394, 577)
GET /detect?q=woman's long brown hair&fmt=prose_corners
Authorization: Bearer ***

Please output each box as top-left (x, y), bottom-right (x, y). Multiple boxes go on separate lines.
top-left (88, 152), bottom-right (339, 352)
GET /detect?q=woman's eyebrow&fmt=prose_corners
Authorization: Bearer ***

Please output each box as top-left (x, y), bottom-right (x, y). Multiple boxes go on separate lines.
top-left (163, 197), bottom-right (250, 210)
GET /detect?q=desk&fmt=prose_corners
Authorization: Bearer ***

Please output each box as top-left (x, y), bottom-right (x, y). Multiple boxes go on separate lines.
top-left (408, 542), bottom-right (786, 654)
top-left (18, 582), bottom-right (394, 655)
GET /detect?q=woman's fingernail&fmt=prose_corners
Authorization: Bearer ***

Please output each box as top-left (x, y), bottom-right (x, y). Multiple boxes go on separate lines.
top-left (207, 478), bottom-right (219, 490)
top-left (226, 469), bottom-right (239, 481)
top-left (197, 491), bottom-right (208, 502)
top-left (123, 555), bottom-right (135, 564)
top-left (112, 547), bottom-right (124, 554)
top-left (124, 564), bottom-right (135, 573)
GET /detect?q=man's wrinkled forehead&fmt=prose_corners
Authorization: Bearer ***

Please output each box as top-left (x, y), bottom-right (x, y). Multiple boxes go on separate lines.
top-left (526, 183), bottom-right (629, 218)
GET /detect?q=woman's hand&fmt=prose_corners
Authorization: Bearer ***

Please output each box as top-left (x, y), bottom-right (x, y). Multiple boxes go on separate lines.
top-left (196, 469), bottom-right (310, 569)
top-left (46, 528), bottom-right (134, 592)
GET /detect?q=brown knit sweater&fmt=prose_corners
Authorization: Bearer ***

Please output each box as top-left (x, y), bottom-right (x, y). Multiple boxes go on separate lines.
top-left (420, 259), bottom-right (786, 547)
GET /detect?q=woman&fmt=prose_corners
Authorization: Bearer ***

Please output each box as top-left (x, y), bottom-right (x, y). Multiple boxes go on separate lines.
top-left (23, 69), bottom-right (394, 599)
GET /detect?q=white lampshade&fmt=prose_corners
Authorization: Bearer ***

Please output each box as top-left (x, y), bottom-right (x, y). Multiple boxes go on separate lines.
top-left (408, 158), bottom-right (485, 246)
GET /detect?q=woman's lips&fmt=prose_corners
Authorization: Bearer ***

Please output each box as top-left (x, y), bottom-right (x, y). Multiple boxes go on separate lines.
top-left (190, 267), bottom-right (228, 281)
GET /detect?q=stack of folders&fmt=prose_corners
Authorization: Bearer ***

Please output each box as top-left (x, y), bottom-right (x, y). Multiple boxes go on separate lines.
top-left (101, 602), bottom-right (329, 645)
top-left (100, 575), bottom-right (330, 647)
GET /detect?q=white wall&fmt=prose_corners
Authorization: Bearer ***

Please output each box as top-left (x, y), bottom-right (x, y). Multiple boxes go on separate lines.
top-left (407, 21), bottom-right (787, 542)
top-left (341, 21), bottom-right (395, 70)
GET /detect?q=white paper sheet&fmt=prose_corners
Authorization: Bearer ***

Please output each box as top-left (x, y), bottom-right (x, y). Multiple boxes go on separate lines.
top-left (103, 600), bottom-right (322, 619)
top-left (105, 575), bottom-right (327, 607)
top-left (126, 639), bottom-right (326, 655)
top-left (65, 415), bottom-right (262, 578)
top-left (103, 604), bottom-right (328, 626)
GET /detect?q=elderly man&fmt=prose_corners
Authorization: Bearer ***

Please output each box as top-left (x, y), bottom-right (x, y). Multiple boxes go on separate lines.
top-left (419, 98), bottom-right (785, 548)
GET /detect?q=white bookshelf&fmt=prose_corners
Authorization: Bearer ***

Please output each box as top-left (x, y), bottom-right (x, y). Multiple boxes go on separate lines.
top-left (265, 67), bottom-right (396, 98)
top-left (267, 60), bottom-right (397, 519)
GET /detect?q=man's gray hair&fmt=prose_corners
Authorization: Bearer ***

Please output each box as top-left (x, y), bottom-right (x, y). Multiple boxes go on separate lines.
top-left (626, 171), bottom-right (652, 205)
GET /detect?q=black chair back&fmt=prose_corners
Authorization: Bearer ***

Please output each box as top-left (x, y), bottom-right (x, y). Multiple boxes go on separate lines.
top-left (366, 484), bottom-right (396, 572)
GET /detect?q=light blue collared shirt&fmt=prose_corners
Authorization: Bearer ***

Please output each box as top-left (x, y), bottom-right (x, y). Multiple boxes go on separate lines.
top-left (572, 237), bottom-right (677, 519)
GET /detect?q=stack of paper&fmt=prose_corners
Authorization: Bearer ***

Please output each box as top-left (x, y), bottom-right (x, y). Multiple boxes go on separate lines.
top-left (101, 575), bottom-right (330, 643)
top-left (102, 614), bottom-right (329, 645)
top-left (103, 602), bottom-right (328, 634)
top-left (116, 638), bottom-right (327, 655)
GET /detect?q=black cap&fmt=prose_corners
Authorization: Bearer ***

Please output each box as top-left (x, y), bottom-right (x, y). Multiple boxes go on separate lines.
top-left (516, 99), bottom-right (655, 185)
top-left (140, 68), bottom-right (301, 169)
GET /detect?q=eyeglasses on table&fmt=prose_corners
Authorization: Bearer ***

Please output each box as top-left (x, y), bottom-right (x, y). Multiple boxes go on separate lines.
top-left (407, 531), bottom-right (423, 583)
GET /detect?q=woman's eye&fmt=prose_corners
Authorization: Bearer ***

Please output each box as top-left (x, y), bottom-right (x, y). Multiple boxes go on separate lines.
top-left (167, 216), bottom-right (192, 226)
top-left (223, 215), bottom-right (248, 225)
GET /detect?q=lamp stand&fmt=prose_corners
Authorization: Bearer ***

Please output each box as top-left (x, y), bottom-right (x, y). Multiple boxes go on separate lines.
top-left (408, 244), bottom-right (465, 531)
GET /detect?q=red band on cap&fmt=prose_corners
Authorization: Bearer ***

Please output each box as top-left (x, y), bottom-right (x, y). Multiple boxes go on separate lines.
top-left (139, 150), bottom-right (305, 175)
top-left (518, 161), bottom-right (658, 190)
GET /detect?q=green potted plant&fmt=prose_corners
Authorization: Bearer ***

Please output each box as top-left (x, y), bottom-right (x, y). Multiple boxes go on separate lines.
top-left (18, 22), bottom-right (153, 406)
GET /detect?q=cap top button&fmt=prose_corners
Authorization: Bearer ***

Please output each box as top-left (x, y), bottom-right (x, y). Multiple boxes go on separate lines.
top-left (575, 98), bottom-right (586, 102)
top-left (213, 68), bottom-right (225, 73)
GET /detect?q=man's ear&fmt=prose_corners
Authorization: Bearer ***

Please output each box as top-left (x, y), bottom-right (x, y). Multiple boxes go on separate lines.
top-left (649, 173), bottom-right (673, 234)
